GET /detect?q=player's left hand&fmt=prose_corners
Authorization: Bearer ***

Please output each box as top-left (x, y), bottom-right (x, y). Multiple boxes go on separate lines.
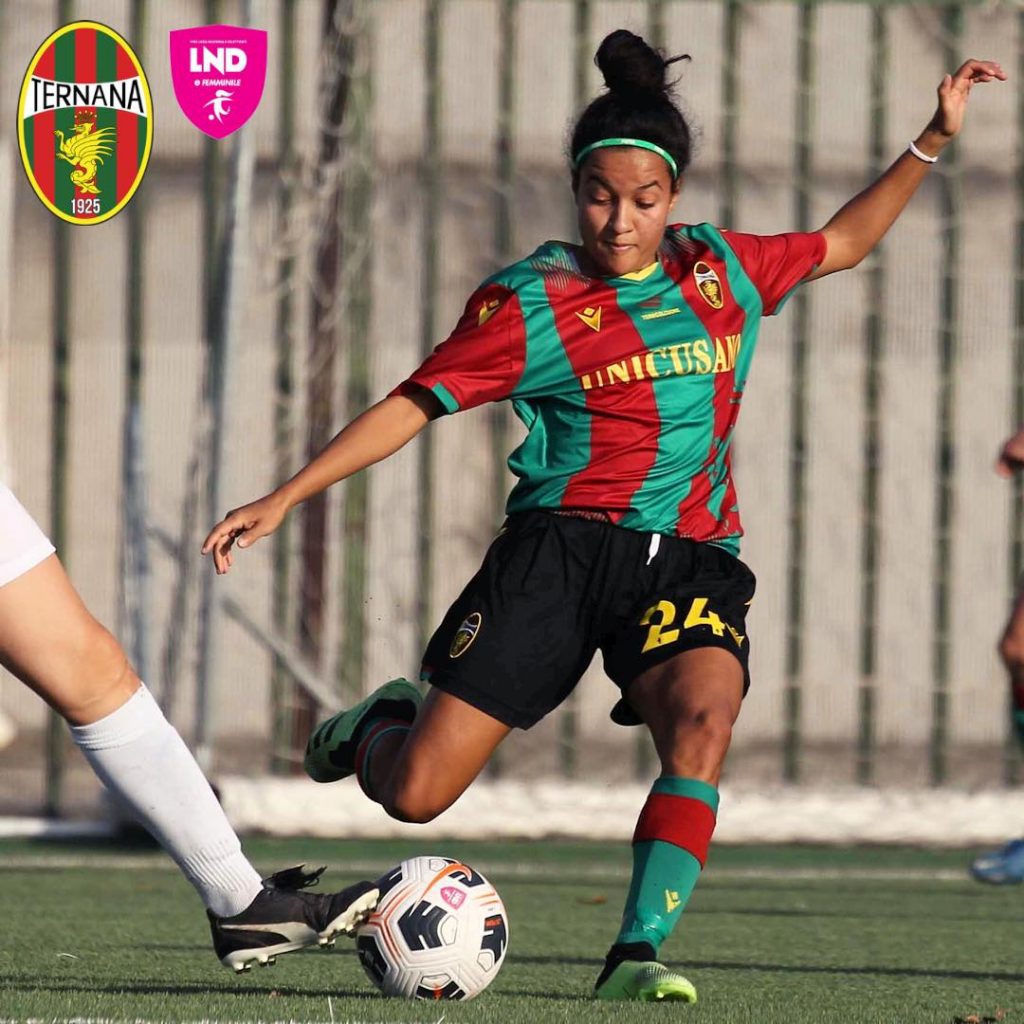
top-left (928, 59), bottom-right (1006, 140)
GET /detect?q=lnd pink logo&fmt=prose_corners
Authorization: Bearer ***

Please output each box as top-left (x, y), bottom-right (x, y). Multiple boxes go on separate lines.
top-left (440, 886), bottom-right (466, 909)
top-left (169, 25), bottom-right (266, 139)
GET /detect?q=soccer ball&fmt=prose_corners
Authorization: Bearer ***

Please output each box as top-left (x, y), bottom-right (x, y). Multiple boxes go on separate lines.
top-left (356, 855), bottom-right (509, 1000)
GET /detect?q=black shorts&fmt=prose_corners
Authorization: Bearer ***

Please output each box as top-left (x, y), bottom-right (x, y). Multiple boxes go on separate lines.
top-left (421, 510), bottom-right (756, 729)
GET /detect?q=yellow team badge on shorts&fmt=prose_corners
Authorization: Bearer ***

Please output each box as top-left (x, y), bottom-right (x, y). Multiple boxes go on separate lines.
top-left (693, 261), bottom-right (724, 309)
top-left (450, 612), bottom-right (482, 659)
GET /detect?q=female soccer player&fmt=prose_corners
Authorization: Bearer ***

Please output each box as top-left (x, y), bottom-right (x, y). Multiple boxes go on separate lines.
top-left (0, 484), bottom-right (377, 970)
top-left (203, 31), bottom-right (1004, 1000)
top-left (970, 427), bottom-right (1024, 884)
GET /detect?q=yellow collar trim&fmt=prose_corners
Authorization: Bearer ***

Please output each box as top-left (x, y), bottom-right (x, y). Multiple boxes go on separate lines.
top-left (618, 261), bottom-right (660, 282)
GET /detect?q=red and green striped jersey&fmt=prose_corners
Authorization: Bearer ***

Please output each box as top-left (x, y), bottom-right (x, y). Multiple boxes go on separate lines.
top-left (392, 222), bottom-right (825, 554)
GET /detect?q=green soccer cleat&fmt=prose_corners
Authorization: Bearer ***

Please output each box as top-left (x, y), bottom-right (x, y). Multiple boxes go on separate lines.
top-left (594, 960), bottom-right (698, 1003)
top-left (303, 678), bottom-right (421, 784)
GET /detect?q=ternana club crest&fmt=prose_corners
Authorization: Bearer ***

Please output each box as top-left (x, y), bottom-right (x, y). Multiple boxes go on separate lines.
top-left (17, 21), bottom-right (152, 225)
top-left (169, 25), bottom-right (267, 139)
top-left (449, 612), bottom-right (482, 659)
top-left (693, 260), bottom-right (725, 310)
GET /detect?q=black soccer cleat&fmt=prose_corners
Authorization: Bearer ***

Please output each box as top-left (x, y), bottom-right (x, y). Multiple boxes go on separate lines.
top-left (208, 864), bottom-right (379, 972)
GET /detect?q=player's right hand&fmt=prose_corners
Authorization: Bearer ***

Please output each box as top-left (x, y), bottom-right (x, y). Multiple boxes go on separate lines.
top-left (996, 428), bottom-right (1024, 478)
top-left (201, 491), bottom-right (289, 574)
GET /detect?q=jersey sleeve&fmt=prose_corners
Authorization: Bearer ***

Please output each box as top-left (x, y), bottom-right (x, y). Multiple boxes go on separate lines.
top-left (721, 230), bottom-right (826, 316)
top-left (389, 282), bottom-right (526, 414)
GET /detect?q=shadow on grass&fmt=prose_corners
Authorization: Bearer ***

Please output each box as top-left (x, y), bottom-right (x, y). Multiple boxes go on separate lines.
top-left (509, 953), bottom-right (1024, 984)
top-left (689, 906), bottom-right (837, 917)
top-left (683, 959), bottom-right (1024, 984)
top-left (3, 978), bottom-right (372, 999)
top-left (131, 943), bottom-right (360, 956)
top-left (9, 978), bottom-right (593, 1003)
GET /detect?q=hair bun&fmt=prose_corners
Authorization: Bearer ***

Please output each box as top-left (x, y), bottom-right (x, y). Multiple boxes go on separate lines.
top-left (595, 30), bottom-right (667, 99)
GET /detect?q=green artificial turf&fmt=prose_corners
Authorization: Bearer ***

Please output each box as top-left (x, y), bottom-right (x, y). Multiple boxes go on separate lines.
top-left (1, 837), bottom-right (1021, 1022)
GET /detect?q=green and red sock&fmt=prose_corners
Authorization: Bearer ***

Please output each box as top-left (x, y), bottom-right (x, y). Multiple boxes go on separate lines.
top-left (607, 776), bottom-right (719, 967)
top-left (354, 718), bottom-right (411, 800)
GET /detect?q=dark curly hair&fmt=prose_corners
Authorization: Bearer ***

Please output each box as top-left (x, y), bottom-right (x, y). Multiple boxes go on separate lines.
top-left (570, 29), bottom-right (692, 186)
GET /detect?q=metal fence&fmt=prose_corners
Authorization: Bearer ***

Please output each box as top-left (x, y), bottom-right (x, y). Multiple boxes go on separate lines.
top-left (1, 0), bottom-right (1022, 817)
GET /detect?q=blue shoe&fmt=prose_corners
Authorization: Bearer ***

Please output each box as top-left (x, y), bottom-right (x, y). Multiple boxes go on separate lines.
top-left (970, 838), bottom-right (1024, 884)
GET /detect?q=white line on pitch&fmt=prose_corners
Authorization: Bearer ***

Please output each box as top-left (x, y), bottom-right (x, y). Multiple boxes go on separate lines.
top-left (0, 855), bottom-right (969, 882)
top-left (0, 1019), bottom-right (445, 1024)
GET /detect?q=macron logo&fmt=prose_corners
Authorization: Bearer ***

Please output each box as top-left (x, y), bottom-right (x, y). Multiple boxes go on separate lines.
top-left (575, 306), bottom-right (602, 332)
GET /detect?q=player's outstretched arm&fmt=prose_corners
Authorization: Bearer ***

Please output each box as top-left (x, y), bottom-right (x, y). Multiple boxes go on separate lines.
top-left (202, 390), bottom-right (442, 574)
top-left (997, 428), bottom-right (1024, 478)
top-left (809, 58), bottom-right (1005, 280)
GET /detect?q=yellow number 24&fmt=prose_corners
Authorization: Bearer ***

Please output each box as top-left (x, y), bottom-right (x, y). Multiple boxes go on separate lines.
top-left (639, 597), bottom-right (730, 654)
top-left (639, 600), bottom-right (681, 653)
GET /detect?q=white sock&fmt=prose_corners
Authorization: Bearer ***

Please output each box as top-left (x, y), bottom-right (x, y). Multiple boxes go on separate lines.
top-left (70, 684), bottom-right (263, 917)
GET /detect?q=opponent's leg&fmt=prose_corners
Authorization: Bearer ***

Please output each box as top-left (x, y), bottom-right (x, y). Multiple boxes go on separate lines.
top-left (1002, 586), bottom-right (1024, 740)
top-left (596, 647), bottom-right (742, 1002)
top-left (0, 555), bottom-right (138, 725)
top-left (0, 554), bottom-right (263, 913)
top-left (971, 588), bottom-right (1024, 884)
top-left (0, 555), bottom-right (376, 968)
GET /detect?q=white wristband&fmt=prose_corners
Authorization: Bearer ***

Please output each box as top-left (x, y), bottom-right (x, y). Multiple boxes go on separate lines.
top-left (908, 140), bottom-right (938, 164)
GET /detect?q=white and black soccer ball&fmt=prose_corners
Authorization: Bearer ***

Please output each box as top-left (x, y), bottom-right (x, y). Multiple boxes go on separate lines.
top-left (356, 855), bottom-right (509, 1000)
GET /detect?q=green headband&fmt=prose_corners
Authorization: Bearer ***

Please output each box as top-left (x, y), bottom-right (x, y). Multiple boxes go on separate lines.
top-left (572, 137), bottom-right (679, 179)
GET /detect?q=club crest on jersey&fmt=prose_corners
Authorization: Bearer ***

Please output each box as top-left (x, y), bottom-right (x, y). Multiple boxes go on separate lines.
top-left (450, 612), bottom-right (482, 659)
top-left (575, 305), bottom-right (602, 332)
top-left (169, 25), bottom-right (267, 139)
top-left (693, 261), bottom-right (724, 310)
top-left (18, 21), bottom-right (152, 225)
